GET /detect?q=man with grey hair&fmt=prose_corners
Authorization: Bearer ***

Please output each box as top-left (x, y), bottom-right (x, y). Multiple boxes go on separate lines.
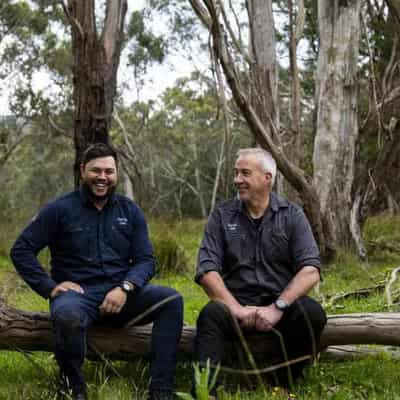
top-left (193, 148), bottom-right (326, 397)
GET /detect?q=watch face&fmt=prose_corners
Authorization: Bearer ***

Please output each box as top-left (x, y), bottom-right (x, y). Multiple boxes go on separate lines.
top-left (122, 282), bottom-right (131, 292)
top-left (275, 299), bottom-right (288, 310)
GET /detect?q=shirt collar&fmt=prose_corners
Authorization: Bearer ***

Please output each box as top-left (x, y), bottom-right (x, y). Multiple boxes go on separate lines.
top-left (79, 185), bottom-right (117, 208)
top-left (236, 192), bottom-right (289, 215)
top-left (269, 192), bottom-right (289, 212)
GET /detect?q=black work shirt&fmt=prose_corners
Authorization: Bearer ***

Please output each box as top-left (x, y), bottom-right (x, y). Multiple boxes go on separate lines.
top-left (10, 186), bottom-right (155, 299)
top-left (195, 193), bottom-right (321, 305)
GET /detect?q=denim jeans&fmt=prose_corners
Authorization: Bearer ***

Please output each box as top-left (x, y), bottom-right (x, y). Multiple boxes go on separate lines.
top-left (194, 296), bottom-right (326, 390)
top-left (50, 282), bottom-right (183, 392)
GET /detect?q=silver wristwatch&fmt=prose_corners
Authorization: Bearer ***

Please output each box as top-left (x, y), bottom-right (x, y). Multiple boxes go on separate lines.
top-left (120, 280), bottom-right (134, 294)
top-left (274, 298), bottom-right (290, 311)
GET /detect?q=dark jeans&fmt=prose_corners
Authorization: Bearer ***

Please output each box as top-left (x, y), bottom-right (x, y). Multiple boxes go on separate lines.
top-left (50, 282), bottom-right (183, 393)
top-left (194, 297), bottom-right (326, 390)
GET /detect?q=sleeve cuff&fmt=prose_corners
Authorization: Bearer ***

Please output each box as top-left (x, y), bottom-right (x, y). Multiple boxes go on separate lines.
top-left (124, 273), bottom-right (145, 289)
top-left (194, 264), bottom-right (220, 284)
top-left (39, 279), bottom-right (58, 299)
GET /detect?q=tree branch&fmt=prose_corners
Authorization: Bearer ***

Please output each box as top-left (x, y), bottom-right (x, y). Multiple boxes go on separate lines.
top-left (60, 0), bottom-right (84, 38)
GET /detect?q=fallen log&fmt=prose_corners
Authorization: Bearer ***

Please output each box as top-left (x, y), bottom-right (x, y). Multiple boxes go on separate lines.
top-left (322, 345), bottom-right (400, 361)
top-left (1, 300), bottom-right (400, 361)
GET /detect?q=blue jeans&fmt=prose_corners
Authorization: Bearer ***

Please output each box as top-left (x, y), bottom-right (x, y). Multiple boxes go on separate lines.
top-left (50, 282), bottom-right (183, 392)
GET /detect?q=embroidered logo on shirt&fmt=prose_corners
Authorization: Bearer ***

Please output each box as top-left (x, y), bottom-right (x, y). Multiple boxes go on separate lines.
top-left (116, 217), bottom-right (128, 225)
top-left (227, 223), bottom-right (238, 231)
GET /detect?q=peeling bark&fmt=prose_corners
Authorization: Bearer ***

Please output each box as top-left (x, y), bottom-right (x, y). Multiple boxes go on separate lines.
top-left (247, 0), bottom-right (279, 141)
top-left (288, 0), bottom-right (304, 165)
top-left (313, 0), bottom-right (361, 247)
top-left (65, 0), bottom-right (127, 186)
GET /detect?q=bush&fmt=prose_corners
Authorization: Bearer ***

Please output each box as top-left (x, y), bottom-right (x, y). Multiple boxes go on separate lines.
top-left (149, 217), bottom-right (203, 276)
top-left (363, 214), bottom-right (400, 258)
top-left (152, 235), bottom-right (188, 276)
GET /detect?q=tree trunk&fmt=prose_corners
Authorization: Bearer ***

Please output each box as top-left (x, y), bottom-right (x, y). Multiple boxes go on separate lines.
top-left (210, 61), bottom-right (229, 213)
top-left (288, 0), bottom-right (304, 165)
top-left (247, 0), bottom-right (279, 142)
top-left (65, 0), bottom-right (127, 186)
top-left (1, 300), bottom-right (399, 361)
top-left (313, 0), bottom-right (361, 247)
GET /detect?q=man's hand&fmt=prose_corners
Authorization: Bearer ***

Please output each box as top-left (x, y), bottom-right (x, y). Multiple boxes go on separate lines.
top-left (99, 287), bottom-right (127, 315)
top-left (231, 305), bottom-right (258, 330)
top-left (50, 281), bottom-right (84, 298)
top-left (254, 305), bottom-right (284, 332)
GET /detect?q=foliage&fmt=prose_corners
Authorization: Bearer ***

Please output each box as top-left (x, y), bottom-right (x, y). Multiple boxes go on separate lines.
top-left (126, 10), bottom-right (167, 78)
top-left (176, 360), bottom-right (220, 400)
top-left (150, 219), bottom-right (190, 275)
top-left (112, 73), bottom-right (251, 217)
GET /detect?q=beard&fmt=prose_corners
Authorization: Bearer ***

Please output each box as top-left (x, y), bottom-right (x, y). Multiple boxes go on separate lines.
top-left (83, 182), bottom-right (116, 203)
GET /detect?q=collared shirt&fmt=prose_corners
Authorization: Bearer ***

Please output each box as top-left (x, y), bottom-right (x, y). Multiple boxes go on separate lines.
top-left (195, 193), bottom-right (321, 305)
top-left (10, 186), bottom-right (155, 299)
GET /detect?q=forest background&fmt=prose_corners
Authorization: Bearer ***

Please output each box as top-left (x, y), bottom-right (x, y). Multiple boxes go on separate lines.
top-left (0, 0), bottom-right (400, 399)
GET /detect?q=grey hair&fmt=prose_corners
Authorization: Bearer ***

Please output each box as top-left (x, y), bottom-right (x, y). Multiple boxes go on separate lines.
top-left (237, 148), bottom-right (277, 185)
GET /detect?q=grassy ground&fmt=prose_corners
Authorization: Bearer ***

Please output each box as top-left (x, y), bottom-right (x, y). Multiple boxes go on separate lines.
top-left (0, 215), bottom-right (399, 399)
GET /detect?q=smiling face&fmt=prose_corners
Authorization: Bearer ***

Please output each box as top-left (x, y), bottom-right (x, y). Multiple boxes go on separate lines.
top-left (233, 154), bottom-right (272, 205)
top-left (80, 156), bottom-right (118, 203)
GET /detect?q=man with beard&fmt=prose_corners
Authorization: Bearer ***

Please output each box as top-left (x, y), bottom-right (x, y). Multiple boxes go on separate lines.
top-left (10, 143), bottom-right (183, 400)
top-left (193, 148), bottom-right (326, 398)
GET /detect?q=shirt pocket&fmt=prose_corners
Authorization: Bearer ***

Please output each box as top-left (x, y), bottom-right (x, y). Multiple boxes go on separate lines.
top-left (110, 224), bottom-right (132, 256)
top-left (224, 228), bottom-right (244, 263)
top-left (59, 225), bottom-right (91, 258)
top-left (269, 230), bottom-right (290, 262)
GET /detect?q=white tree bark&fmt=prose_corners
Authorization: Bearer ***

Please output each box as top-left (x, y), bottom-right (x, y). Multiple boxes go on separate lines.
top-left (248, 0), bottom-right (279, 140)
top-left (313, 0), bottom-right (361, 246)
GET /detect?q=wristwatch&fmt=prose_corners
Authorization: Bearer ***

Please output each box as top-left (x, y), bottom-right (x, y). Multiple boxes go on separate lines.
top-left (274, 298), bottom-right (290, 311)
top-left (119, 280), bottom-right (135, 294)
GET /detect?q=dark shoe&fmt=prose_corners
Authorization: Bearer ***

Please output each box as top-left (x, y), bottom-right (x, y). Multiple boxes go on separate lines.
top-left (73, 391), bottom-right (87, 400)
top-left (149, 389), bottom-right (174, 400)
top-left (57, 374), bottom-right (87, 400)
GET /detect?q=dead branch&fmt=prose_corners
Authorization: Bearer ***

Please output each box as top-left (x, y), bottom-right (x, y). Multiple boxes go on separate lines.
top-left (327, 284), bottom-right (385, 306)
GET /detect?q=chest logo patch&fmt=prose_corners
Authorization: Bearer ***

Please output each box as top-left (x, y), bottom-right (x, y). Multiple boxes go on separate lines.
top-left (116, 217), bottom-right (128, 225)
top-left (227, 223), bottom-right (238, 231)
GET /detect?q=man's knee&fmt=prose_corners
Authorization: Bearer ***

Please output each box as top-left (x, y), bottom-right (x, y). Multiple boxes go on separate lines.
top-left (52, 306), bottom-right (83, 332)
top-left (290, 297), bottom-right (327, 339)
top-left (51, 293), bottom-right (88, 332)
top-left (155, 287), bottom-right (183, 312)
top-left (196, 301), bottom-right (232, 330)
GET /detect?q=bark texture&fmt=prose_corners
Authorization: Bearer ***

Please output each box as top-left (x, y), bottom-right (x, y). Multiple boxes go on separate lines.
top-left (1, 300), bottom-right (399, 360)
top-left (248, 0), bottom-right (279, 141)
top-left (288, 0), bottom-right (304, 165)
top-left (313, 0), bottom-right (361, 247)
top-left (65, 0), bottom-right (127, 186)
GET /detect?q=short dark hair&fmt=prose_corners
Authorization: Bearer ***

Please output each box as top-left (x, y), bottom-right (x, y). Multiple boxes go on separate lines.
top-left (81, 143), bottom-right (118, 166)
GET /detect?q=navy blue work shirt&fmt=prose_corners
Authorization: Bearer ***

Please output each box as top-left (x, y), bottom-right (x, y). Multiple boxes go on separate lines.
top-left (195, 192), bottom-right (321, 305)
top-left (10, 186), bottom-right (155, 299)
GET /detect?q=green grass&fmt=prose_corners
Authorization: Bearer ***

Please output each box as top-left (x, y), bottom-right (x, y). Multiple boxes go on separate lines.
top-left (0, 216), bottom-right (400, 399)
